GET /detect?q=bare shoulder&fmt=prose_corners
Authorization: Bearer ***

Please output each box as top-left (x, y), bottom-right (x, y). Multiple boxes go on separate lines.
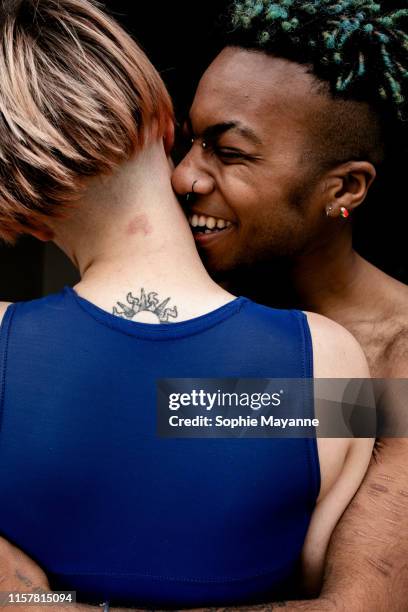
top-left (375, 274), bottom-right (408, 377)
top-left (304, 311), bottom-right (370, 378)
top-left (0, 302), bottom-right (12, 326)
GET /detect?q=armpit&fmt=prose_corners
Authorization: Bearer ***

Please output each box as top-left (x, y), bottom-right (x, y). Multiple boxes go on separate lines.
top-left (384, 327), bottom-right (408, 377)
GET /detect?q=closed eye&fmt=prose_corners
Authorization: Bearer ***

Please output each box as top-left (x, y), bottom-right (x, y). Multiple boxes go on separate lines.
top-left (216, 148), bottom-right (244, 158)
top-left (212, 146), bottom-right (250, 162)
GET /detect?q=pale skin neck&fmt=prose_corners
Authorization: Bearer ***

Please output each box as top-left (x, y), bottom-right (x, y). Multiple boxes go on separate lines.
top-left (51, 141), bottom-right (232, 320)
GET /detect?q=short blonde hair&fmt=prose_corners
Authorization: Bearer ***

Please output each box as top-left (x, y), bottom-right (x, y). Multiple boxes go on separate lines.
top-left (0, 0), bottom-right (174, 243)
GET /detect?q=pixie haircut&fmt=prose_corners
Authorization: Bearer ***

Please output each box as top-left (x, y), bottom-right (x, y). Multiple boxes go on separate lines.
top-left (0, 0), bottom-right (174, 243)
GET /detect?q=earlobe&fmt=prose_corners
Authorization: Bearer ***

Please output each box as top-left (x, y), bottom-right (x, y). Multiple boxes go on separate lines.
top-left (325, 203), bottom-right (350, 219)
top-left (28, 225), bottom-right (55, 242)
top-left (325, 161), bottom-right (377, 217)
top-left (163, 120), bottom-right (175, 155)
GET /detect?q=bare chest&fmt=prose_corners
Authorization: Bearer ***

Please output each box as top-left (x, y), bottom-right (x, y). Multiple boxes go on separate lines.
top-left (344, 316), bottom-right (408, 378)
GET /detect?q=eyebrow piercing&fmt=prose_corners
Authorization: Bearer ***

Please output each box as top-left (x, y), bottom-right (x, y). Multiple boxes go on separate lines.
top-left (190, 137), bottom-right (208, 150)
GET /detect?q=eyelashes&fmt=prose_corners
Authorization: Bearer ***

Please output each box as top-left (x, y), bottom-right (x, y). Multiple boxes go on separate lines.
top-left (213, 148), bottom-right (245, 160)
top-left (178, 129), bottom-right (248, 163)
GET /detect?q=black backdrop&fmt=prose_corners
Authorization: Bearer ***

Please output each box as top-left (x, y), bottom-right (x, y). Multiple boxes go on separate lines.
top-left (0, 1), bottom-right (405, 301)
top-left (105, 1), bottom-right (226, 115)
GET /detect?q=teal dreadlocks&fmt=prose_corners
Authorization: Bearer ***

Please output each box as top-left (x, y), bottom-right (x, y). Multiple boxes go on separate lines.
top-left (225, 0), bottom-right (408, 121)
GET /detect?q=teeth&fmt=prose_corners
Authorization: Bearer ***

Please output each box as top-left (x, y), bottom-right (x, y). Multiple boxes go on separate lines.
top-left (189, 213), bottom-right (232, 231)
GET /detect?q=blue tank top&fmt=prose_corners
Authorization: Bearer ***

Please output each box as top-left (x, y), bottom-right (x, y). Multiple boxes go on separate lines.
top-left (0, 287), bottom-right (319, 608)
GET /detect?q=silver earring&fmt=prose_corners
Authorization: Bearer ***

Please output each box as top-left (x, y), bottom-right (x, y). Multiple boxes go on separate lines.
top-left (326, 204), bottom-right (334, 217)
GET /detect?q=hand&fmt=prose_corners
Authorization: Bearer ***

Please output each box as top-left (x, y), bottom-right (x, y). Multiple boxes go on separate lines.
top-left (0, 536), bottom-right (50, 594)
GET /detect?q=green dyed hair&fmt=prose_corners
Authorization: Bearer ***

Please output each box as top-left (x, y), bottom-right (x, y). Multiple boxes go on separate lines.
top-left (224, 0), bottom-right (408, 122)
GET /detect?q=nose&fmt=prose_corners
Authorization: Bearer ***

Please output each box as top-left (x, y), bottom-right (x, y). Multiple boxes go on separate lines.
top-left (172, 148), bottom-right (215, 199)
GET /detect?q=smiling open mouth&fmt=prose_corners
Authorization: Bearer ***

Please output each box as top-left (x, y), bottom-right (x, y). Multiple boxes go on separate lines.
top-left (188, 214), bottom-right (233, 235)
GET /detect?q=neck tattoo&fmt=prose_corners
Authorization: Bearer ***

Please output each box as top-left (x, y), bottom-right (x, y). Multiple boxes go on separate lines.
top-left (112, 288), bottom-right (178, 323)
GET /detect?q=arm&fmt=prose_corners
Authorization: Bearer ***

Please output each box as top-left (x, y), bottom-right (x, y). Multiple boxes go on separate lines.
top-left (0, 541), bottom-right (136, 612)
top-left (171, 456), bottom-right (407, 612)
top-left (0, 540), bottom-right (335, 612)
top-left (310, 328), bottom-right (408, 611)
top-left (301, 312), bottom-right (374, 594)
top-left (317, 437), bottom-right (408, 612)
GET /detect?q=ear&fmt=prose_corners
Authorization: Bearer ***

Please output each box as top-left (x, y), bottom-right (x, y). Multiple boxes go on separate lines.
top-left (324, 161), bottom-right (376, 218)
top-left (163, 118), bottom-right (175, 155)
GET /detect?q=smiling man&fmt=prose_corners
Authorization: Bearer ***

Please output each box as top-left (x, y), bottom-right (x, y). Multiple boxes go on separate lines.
top-left (178, 51), bottom-right (381, 279)
top-left (172, 1), bottom-right (408, 610)
top-left (173, 0), bottom-right (408, 378)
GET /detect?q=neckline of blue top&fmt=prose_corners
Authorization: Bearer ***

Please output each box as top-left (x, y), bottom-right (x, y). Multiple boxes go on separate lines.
top-left (64, 286), bottom-right (249, 340)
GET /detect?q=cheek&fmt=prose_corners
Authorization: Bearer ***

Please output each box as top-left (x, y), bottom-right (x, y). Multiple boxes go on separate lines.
top-left (217, 169), bottom-right (266, 220)
top-left (229, 180), bottom-right (289, 230)
top-left (234, 180), bottom-right (308, 254)
top-left (216, 164), bottom-right (306, 235)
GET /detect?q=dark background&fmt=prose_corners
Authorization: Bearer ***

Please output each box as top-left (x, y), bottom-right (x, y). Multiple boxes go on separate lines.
top-left (0, 1), bottom-right (406, 301)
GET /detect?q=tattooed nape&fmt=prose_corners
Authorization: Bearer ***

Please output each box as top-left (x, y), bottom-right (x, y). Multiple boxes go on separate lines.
top-left (112, 288), bottom-right (178, 323)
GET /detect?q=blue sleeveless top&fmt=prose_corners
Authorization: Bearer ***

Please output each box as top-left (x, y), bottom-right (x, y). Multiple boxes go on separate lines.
top-left (0, 287), bottom-right (319, 608)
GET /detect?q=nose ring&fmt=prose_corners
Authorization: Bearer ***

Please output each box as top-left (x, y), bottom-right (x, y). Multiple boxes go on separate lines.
top-left (186, 179), bottom-right (198, 202)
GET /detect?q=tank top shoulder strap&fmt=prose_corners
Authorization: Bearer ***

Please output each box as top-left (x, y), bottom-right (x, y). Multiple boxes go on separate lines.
top-left (238, 300), bottom-right (314, 379)
top-left (0, 303), bottom-right (17, 433)
top-left (293, 309), bottom-right (314, 379)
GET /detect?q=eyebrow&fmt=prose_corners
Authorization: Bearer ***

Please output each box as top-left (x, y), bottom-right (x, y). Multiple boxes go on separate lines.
top-left (186, 117), bottom-right (262, 146)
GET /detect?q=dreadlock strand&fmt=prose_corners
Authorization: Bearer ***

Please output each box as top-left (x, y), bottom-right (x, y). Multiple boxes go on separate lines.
top-left (258, 29), bottom-right (271, 43)
top-left (395, 60), bottom-right (408, 81)
top-left (265, 4), bottom-right (288, 20)
top-left (339, 21), bottom-right (360, 47)
top-left (358, 51), bottom-right (366, 76)
top-left (380, 42), bottom-right (396, 72)
top-left (384, 71), bottom-right (404, 105)
top-left (391, 9), bottom-right (408, 21)
top-left (282, 17), bottom-right (299, 31)
top-left (337, 67), bottom-right (356, 91)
